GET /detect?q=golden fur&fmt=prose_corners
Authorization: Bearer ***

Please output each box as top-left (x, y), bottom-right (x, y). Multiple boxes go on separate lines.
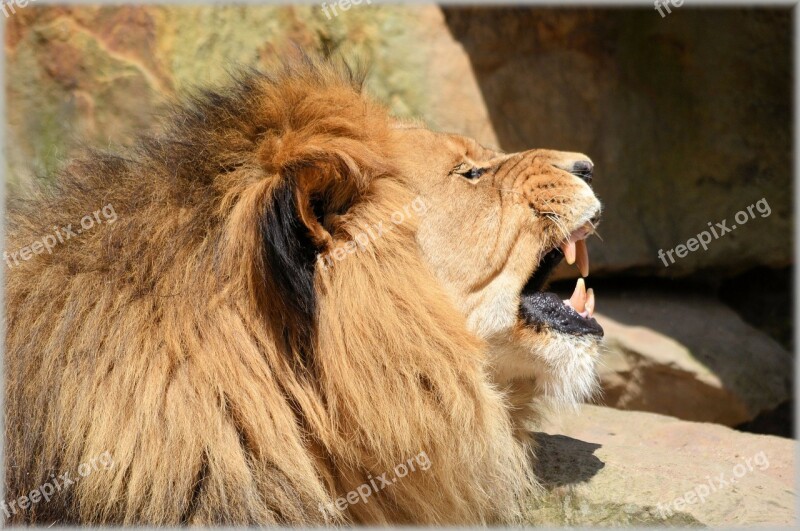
top-left (4, 58), bottom-right (601, 525)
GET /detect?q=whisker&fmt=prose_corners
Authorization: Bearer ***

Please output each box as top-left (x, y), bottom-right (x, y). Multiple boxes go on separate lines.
top-left (485, 185), bottom-right (598, 244)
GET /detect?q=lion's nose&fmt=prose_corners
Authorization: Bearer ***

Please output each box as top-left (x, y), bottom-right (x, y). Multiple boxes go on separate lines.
top-left (570, 160), bottom-right (594, 184)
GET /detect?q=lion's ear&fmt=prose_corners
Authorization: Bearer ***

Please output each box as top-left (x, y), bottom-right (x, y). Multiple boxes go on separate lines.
top-left (257, 130), bottom-right (391, 361)
top-left (291, 162), bottom-right (355, 249)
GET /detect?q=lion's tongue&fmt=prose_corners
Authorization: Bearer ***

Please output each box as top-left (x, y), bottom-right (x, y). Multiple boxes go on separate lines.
top-left (562, 240), bottom-right (577, 264)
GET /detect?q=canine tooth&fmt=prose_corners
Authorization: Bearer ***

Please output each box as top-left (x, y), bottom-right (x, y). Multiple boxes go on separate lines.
top-left (562, 240), bottom-right (577, 265)
top-left (576, 239), bottom-right (589, 277)
top-left (570, 278), bottom-right (586, 313)
top-left (586, 288), bottom-right (595, 316)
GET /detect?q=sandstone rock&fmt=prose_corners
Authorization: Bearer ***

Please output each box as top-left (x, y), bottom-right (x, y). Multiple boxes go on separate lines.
top-left (529, 405), bottom-right (795, 526)
top-left (5, 5), bottom-right (495, 189)
top-left (8, 7), bottom-right (791, 277)
top-left (443, 8), bottom-right (791, 277)
top-left (591, 288), bottom-right (792, 426)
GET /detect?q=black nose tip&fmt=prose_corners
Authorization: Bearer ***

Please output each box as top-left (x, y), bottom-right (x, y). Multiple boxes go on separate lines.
top-left (571, 160), bottom-right (594, 184)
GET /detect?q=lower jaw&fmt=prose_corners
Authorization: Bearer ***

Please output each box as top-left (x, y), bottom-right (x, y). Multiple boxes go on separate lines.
top-left (519, 291), bottom-right (604, 337)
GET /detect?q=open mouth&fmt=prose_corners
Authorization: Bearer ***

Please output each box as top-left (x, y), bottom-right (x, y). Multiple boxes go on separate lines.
top-left (518, 222), bottom-right (604, 337)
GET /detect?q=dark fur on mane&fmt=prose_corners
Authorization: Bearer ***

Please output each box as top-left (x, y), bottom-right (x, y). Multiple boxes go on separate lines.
top-left (260, 175), bottom-right (319, 364)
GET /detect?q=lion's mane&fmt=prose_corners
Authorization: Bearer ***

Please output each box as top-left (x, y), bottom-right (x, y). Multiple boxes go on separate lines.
top-left (4, 59), bottom-right (532, 525)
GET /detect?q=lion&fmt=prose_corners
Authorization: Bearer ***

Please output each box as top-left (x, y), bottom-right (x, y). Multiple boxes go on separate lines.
top-left (3, 57), bottom-right (603, 525)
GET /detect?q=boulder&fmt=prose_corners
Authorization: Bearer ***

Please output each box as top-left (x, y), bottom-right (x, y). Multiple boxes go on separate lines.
top-left (529, 405), bottom-right (796, 526)
top-left (8, 6), bottom-right (792, 277)
top-left (442, 7), bottom-right (792, 277)
top-left (5, 5), bottom-right (496, 189)
top-left (591, 288), bottom-right (792, 426)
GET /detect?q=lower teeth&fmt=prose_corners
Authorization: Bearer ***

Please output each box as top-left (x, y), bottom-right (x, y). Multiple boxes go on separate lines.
top-left (564, 278), bottom-right (596, 317)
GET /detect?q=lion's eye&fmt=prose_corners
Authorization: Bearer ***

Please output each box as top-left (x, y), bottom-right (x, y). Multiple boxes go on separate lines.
top-left (453, 164), bottom-right (485, 181)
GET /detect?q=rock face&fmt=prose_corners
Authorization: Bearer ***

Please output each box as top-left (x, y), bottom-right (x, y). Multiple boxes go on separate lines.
top-left (443, 7), bottom-right (791, 277)
top-left (5, 5), bottom-right (496, 189)
top-left (8, 6), bottom-right (792, 278)
top-left (530, 405), bottom-right (796, 526)
top-left (591, 288), bottom-right (793, 427)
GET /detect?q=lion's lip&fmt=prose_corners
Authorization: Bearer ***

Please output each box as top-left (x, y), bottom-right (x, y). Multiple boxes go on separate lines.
top-left (518, 222), bottom-right (602, 337)
top-left (519, 292), bottom-right (604, 337)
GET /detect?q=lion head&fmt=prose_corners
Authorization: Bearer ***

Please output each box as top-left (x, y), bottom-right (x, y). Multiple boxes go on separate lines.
top-left (4, 58), bottom-right (601, 526)
top-left (389, 127), bottom-right (604, 428)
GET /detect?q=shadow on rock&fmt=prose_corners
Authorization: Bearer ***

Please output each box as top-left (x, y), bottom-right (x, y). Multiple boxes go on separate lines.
top-left (531, 432), bottom-right (604, 488)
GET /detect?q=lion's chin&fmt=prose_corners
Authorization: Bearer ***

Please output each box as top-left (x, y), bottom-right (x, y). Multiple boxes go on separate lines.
top-left (527, 332), bottom-right (601, 410)
top-left (489, 329), bottom-right (601, 411)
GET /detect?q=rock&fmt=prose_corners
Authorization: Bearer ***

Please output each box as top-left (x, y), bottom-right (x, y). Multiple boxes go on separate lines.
top-left (9, 7), bottom-right (791, 277)
top-left (591, 288), bottom-right (792, 426)
top-left (529, 405), bottom-right (795, 526)
top-left (442, 8), bottom-right (791, 277)
top-left (719, 266), bottom-right (793, 350)
top-left (6, 5), bottom-right (495, 189)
